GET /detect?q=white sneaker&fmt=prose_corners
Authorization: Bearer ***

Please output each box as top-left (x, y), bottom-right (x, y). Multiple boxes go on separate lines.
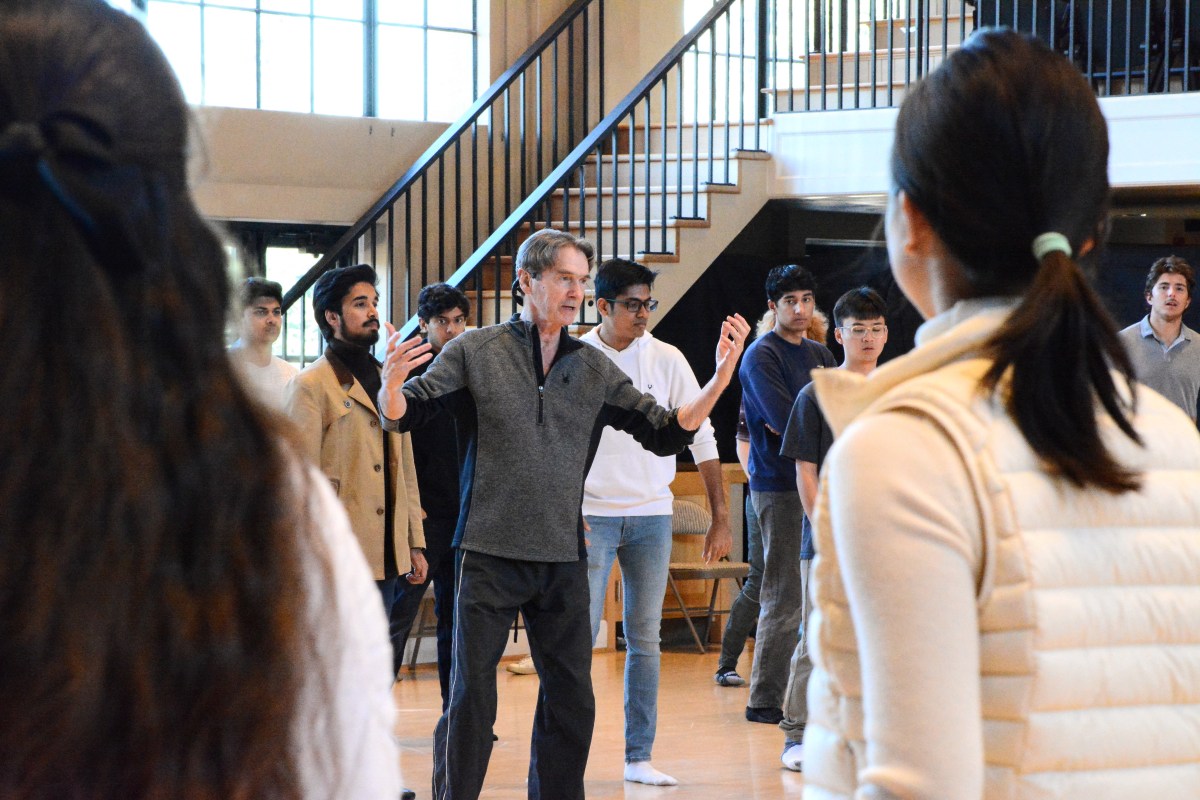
top-left (505, 655), bottom-right (537, 675)
top-left (782, 742), bottom-right (804, 772)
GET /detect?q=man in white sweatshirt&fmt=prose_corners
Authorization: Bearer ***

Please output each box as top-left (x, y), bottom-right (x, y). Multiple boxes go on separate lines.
top-left (581, 258), bottom-right (730, 786)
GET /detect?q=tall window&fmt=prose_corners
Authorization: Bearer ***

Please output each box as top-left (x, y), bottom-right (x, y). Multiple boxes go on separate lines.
top-left (111, 0), bottom-right (487, 121)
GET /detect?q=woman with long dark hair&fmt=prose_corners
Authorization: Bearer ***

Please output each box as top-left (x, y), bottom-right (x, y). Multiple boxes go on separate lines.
top-left (802, 29), bottom-right (1200, 798)
top-left (0, 1), bottom-right (398, 797)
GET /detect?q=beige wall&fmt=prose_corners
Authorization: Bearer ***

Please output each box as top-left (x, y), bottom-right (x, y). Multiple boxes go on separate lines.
top-left (602, 0), bottom-right (693, 107)
top-left (191, 107), bottom-right (447, 225)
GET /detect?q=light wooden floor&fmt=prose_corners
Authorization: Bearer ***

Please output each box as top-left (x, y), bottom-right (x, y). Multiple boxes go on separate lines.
top-left (392, 647), bottom-right (806, 798)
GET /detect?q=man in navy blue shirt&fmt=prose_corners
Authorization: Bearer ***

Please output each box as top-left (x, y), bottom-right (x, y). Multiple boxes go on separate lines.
top-left (737, 264), bottom-right (835, 725)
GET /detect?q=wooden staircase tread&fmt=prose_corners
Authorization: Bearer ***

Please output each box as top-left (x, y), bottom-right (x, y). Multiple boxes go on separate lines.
top-left (584, 151), bottom-right (769, 164)
top-left (550, 183), bottom-right (739, 197)
top-left (615, 118), bottom-right (774, 132)
top-left (525, 217), bottom-right (710, 230)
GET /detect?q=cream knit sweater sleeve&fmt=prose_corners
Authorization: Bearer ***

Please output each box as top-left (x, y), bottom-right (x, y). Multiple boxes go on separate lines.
top-left (823, 408), bottom-right (987, 800)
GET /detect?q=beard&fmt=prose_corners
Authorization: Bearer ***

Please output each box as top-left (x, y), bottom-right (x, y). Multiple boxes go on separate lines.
top-left (342, 325), bottom-right (380, 347)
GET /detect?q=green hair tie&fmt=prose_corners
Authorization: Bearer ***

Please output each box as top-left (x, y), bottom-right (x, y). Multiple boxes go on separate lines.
top-left (1032, 232), bottom-right (1072, 261)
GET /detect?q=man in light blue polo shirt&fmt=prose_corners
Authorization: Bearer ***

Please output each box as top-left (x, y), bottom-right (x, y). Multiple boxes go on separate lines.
top-left (1119, 255), bottom-right (1200, 422)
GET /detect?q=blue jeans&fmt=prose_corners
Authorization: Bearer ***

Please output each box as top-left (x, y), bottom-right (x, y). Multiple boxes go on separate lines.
top-left (585, 514), bottom-right (673, 763)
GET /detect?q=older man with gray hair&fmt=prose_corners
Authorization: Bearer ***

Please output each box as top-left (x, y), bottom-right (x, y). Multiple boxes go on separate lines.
top-left (379, 228), bottom-right (750, 800)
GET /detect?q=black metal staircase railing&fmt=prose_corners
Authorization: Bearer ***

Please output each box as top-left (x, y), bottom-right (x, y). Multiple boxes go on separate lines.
top-left (765, 0), bottom-right (1200, 113)
top-left (278, 0), bottom-right (607, 363)
top-left (278, 0), bottom-right (1200, 361)
top-left (408, 0), bottom-right (764, 337)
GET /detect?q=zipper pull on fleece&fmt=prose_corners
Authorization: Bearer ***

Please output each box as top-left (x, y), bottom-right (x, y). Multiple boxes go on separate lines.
top-left (537, 384), bottom-right (545, 424)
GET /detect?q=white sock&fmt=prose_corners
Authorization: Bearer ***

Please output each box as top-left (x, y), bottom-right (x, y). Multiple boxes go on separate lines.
top-left (624, 761), bottom-right (678, 786)
top-left (781, 742), bottom-right (804, 772)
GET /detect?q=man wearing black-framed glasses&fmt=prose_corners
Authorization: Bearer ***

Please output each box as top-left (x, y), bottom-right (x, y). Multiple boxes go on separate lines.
top-left (580, 258), bottom-right (731, 787)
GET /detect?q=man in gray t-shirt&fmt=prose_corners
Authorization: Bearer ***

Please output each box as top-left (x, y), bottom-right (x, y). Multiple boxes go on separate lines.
top-left (1118, 255), bottom-right (1200, 422)
top-left (776, 287), bottom-right (888, 772)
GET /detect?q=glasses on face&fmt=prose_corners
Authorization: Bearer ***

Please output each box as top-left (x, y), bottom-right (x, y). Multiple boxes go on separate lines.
top-left (606, 297), bottom-right (659, 313)
top-left (838, 324), bottom-right (887, 339)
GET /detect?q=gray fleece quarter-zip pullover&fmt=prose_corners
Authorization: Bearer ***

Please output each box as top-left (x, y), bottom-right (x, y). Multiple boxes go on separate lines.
top-left (383, 316), bottom-right (695, 562)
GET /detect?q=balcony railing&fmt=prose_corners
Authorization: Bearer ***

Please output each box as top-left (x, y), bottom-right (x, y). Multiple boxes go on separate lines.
top-left (277, 0), bottom-right (1200, 365)
top-left (765, 0), bottom-right (1200, 113)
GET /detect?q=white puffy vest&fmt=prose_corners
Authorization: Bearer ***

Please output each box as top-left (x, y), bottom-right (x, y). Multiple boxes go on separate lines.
top-left (803, 356), bottom-right (1200, 800)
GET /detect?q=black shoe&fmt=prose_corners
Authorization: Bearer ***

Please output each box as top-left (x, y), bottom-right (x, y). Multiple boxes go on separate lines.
top-left (745, 705), bottom-right (783, 724)
top-left (401, 790), bottom-right (416, 800)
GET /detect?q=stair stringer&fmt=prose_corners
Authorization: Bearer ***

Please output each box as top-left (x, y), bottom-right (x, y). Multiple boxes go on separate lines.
top-left (645, 153), bottom-right (774, 333)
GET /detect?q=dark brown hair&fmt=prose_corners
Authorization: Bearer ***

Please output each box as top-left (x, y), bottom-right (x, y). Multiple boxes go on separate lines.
top-left (0, 1), bottom-right (324, 796)
top-left (242, 276), bottom-right (285, 309)
top-left (1144, 255), bottom-right (1195, 296)
top-left (891, 29), bottom-right (1141, 492)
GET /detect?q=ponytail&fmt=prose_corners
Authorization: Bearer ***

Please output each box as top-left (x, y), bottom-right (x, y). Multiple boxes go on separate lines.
top-left (981, 247), bottom-right (1142, 492)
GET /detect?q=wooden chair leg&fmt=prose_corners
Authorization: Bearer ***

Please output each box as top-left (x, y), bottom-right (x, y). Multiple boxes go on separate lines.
top-left (668, 571), bottom-right (707, 654)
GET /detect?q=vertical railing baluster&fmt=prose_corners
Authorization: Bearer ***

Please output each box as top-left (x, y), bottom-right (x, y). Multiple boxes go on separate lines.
top-left (596, 116), bottom-right (605, 264)
top-left (677, 60), bottom-right (685, 220)
top-left (369, 217), bottom-right (377, 273)
top-left (629, 103), bottom-right (637, 260)
top-left (583, 6), bottom-right (590, 134)
top-left (644, 95), bottom-right (652, 256)
top-left (455, 138), bottom-right (462, 273)
top-left (869, 0), bottom-right (877, 108)
top-left (960, 0), bottom-right (967, 57)
top-left (852, 0), bottom-right (860, 109)
top-left (708, 26), bottom-right (717, 184)
top-left (520, 73), bottom-right (528, 208)
top-left (599, 0), bottom-right (606, 111)
top-left (503, 90), bottom-right (512, 217)
top-left (492, 241), bottom-right (501, 324)
top-left (405, 190), bottom-right (412, 320)
top-left (692, 44), bottom-right (701, 212)
top-left (298, 294), bottom-right (306, 364)
top-left (564, 146), bottom-right (572, 235)
top-left (437, 159), bottom-right (445, 278)
top-left (755, 0), bottom-right (765, 146)
top-left (1186, 0), bottom-right (1194, 91)
top-left (611, 129), bottom-right (619, 260)
top-left (739, 0), bottom-right (746, 150)
top-left (795, 0), bottom-right (804, 111)
top-left (553, 39), bottom-right (560, 161)
top-left (577, 163), bottom-right (586, 245)
top-left (661, 79), bottom-right (670, 253)
top-left (724, 10), bottom-right (732, 174)
top-left (537, 55), bottom-right (545, 186)
top-left (1140, 0), bottom-right (1149, 95)
top-left (388, 205), bottom-right (400, 319)
top-left (420, 175), bottom-right (428, 288)
top-left (941, 0), bottom-right (948, 80)
top-left (488, 104), bottom-right (495, 242)
top-left (472, 119), bottom-right (479, 254)
top-left (568, 18), bottom-right (576, 150)
top-left (1124, 0), bottom-right (1133, 96)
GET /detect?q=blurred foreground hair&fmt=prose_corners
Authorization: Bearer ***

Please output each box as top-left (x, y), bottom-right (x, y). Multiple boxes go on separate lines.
top-left (0, 1), bottom-right (326, 797)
